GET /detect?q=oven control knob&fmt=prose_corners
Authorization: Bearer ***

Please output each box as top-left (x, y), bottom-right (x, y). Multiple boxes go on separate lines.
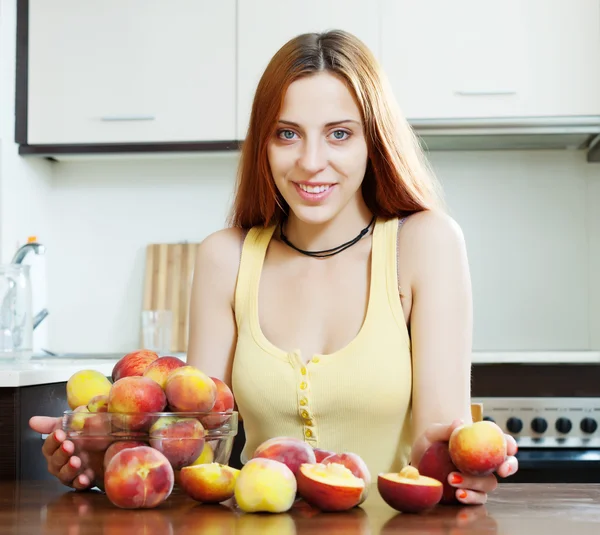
top-left (580, 418), bottom-right (598, 434)
top-left (555, 417), bottom-right (572, 434)
top-left (531, 417), bottom-right (548, 434)
top-left (506, 417), bottom-right (523, 434)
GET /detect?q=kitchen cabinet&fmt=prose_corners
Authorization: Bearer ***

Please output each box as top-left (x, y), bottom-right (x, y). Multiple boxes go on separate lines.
top-left (25, 0), bottom-right (236, 145)
top-left (381, 0), bottom-right (600, 120)
top-left (236, 0), bottom-right (380, 139)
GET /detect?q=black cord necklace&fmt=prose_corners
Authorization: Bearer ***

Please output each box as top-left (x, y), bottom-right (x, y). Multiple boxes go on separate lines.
top-left (279, 216), bottom-right (375, 258)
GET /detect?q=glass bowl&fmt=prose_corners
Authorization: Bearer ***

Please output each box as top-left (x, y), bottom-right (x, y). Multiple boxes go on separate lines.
top-left (62, 410), bottom-right (238, 488)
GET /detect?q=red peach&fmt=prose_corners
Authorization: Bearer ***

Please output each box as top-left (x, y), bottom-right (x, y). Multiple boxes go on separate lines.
top-left (252, 436), bottom-right (316, 476)
top-left (179, 462), bottom-right (239, 503)
top-left (108, 376), bottom-right (167, 431)
top-left (201, 377), bottom-right (234, 429)
top-left (142, 356), bottom-right (185, 389)
top-left (448, 421), bottom-right (507, 476)
top-left (103, 440), bottom-right (147, 471)
top-left (149, 416), bottom-right (205, 470)
top-left (377, 465), bottom-right (443, 513)
top-left (418, 441), bottom-right (460, 504)
top-left (165, 366), bottom-right (217, 412)
top-left (297, 462), bottom-right (365, 512)
top-left (104, 446), bottom-right (174, 509)
top-left (322, 452), bottom-right (371, 504)
top-left (313, 448), bottom-right (335, 463)
top-left (112, 349), bottom-right (159, 382)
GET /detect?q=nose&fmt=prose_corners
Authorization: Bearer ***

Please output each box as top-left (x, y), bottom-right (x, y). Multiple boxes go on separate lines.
top-left (296, 137), bottom-right (328, 175)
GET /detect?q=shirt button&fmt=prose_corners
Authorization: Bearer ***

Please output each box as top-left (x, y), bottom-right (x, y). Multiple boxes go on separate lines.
top-left (305, 429), bottom-right (313, 438)
top-left (301, 366), bottom-right (307, 375)
top-left (300, 381), bottom-right (307, 390)
top-left (301, 410), bottom-right (309, 419)
top-left (306, 420), bottom-right (314, 427)
top-left (312, 357), bottom-right (320, 363)
top-left (299, 398), bottom-right (308, 406)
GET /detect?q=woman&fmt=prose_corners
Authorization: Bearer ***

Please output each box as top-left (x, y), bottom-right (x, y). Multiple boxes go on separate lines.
top-left (30, 30), bottom-right (518, 504)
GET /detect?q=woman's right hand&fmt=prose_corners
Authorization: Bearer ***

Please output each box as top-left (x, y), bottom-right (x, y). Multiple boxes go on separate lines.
top-left (29, 416), bottom-right (95, 490)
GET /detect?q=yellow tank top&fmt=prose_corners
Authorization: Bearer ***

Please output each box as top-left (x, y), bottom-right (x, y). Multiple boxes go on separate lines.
top-left (231, 217), bottom-right (413, 477)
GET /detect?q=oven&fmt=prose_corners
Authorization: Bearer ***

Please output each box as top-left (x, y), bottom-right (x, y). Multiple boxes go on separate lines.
top-left (472, 362), bottom-right (600, 484)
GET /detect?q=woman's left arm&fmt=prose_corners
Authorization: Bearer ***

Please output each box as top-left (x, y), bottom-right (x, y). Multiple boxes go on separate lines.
top-left (402, 210), bottom-right (518, 504)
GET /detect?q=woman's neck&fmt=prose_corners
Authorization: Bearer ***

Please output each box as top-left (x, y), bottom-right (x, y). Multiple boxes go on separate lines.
top-left (282, 197), bottom-right (374, 253)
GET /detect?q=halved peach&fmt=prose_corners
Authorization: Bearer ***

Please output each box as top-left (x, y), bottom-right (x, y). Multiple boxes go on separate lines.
top-left (296, 462), bottom-right (365, 512)
top-left (377, 465), bottom-right (443, 513)
top-left (179, 462), bottom-right (239, 503)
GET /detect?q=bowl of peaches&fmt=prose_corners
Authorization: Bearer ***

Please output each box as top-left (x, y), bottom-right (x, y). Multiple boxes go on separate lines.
top-left (62, 350), bottom-right (238, 509)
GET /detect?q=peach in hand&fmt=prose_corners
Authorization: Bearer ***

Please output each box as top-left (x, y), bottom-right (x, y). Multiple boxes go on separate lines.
top-left (377, 465), bottom-right (443, 513)
top-left (297, 462), bottom-right (365, 512)
top-left (234, 458), bottom-right (297, 513)
top-left (179, 462), bottom-right (239, 503)
top-left (418, 441), bottom-right (460, 504)
top-left (252, 436), bottom-right (316, 477)
top-left (112, 349), bottom-right (159, 382)
top-left (66, 370), bottom-right (112, 410)
top-left (149, 416), bottom-right (205, 469)
top-left (142, 356), bottom-right (185, 389)
top-left (321, 452), bottom-right (371, 504)
top-left (165, 366), bottom-right (217, 412)
top-left (104, 445), bottom-right (174, 509)
top-left (108, 376), bottom-right (167, 431)
top-left (448, 421), bottom-right (507, 476)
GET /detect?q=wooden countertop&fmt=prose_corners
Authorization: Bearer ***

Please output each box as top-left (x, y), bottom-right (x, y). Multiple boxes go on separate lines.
top-left (1, 480), bottom-right (599, 534)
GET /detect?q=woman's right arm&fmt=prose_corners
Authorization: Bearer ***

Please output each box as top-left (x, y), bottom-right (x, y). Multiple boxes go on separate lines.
top-left (186, 228), bottom-right (243, 388)
top-left (29, 228), bottom-right (243, 488)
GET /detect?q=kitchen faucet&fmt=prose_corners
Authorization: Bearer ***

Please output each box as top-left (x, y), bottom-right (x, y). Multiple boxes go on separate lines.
top-left (4, 241), bottom-right (49, 330)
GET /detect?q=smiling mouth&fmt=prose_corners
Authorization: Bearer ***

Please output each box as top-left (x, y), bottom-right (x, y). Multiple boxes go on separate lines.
top-left (296, 183), bottom-right (333, 194)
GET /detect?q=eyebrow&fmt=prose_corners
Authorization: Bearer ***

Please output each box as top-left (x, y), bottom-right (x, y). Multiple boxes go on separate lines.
top-left (278, 119), bottom-right (361, 127)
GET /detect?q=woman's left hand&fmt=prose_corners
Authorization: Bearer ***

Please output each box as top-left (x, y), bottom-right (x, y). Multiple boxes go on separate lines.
top-left (411, 419), bottom-right (519, 505)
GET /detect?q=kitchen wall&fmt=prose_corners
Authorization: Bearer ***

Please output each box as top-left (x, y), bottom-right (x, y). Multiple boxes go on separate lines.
top-left (39, 149), bottom-right (600, 355)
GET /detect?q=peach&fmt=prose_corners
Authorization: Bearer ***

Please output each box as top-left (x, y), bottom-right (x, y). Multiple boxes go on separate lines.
top-left (418, 441), bottom-right (460, 504)
top-left (111, 349), bottom-right (159, 382)
top-left (202, 377), bottom-right (235, 429)
top-left (66, 370), bottom-right (112, 410)
top-left (142, 356), bottom-right (185, 389)
top-left (104, 440), bottom-right (147, 470)
top-left (321, 452), bottom-right (371, 504)
top-left (191, 441), bottom-right (215, 465)
top-left (377, 465), bottom-right (443, 513)
top-left (149, 416), bottom-right (205, 469)
top-left (179, 462), bottom-right (239, 503)
top-left (165, 366), bottom-right (217, 412)
top-left (313, 448), bottom-right (335, 463)
top-left (69, 406), bottom-right (112, 452)
top-left (448, 421), bottom-right (507, 476)
top-left (108, 376), bottom-right (167, 431)
top-left (104, 445), bottom-right (174, 509)
top-left (234, 458), bottom-right (297, 513)
top-left (87, 394), bottom-right (109, 413)
top-left (252, 436), bottom-right (316, 476)
top-left (297, 462), bottom-right (365, 512)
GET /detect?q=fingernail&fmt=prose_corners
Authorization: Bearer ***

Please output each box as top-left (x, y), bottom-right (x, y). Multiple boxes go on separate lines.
top-left (450, 473), bottom-right (463, 485)
top-left (458, 490), bottom-right (468, 499)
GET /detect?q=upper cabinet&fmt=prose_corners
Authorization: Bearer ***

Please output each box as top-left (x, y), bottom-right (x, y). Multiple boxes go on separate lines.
top-left (381, 0), bottom-right (600, 120)
top-left (236, 0), bottom-right (380, 140)
top-left (25, 0), bottom-right (236, 145)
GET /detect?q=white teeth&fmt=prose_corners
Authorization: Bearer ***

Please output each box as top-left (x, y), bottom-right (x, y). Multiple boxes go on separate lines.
top-left (298, 184), bottom-right (330, 194)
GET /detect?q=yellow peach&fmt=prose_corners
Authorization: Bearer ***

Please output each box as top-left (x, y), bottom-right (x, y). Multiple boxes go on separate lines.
top-left (66, 370), bottom-right (111, 410)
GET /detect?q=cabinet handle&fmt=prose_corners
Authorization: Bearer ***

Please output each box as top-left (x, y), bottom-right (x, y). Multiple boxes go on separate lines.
top-left (454, 90), bottom-right (517, 97)
top-left (100, 115), bottom-right (156, 122)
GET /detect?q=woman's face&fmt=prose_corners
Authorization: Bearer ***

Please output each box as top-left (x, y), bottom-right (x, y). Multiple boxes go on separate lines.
top-left (267, 71), bottom-right (369, 225)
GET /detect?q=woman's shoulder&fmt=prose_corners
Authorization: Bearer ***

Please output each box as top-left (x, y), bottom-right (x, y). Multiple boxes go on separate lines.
top-left (195, 227), bottom-right (246, 283)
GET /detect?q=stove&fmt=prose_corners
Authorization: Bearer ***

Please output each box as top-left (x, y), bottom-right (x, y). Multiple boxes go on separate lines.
top-left (473, 396), bottom-right (600, 483)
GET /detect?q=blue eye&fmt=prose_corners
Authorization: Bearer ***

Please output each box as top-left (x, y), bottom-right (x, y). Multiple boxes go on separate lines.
top-left (278, 129), bottom-right (297, 140)
top-left (331, 130), bottom-right (350, 140)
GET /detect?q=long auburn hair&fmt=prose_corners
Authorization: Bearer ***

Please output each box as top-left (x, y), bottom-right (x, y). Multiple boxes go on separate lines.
top-left (228, 30), bottom-right (444, 229)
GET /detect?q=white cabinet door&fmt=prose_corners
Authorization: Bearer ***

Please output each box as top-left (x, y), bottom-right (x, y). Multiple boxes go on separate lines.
top-left (381, 0), bottom-right (600, 120)
top-left (27, 0), bottom-right (236, 144)
top-left (237, 0), bottom-right (380, 139)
